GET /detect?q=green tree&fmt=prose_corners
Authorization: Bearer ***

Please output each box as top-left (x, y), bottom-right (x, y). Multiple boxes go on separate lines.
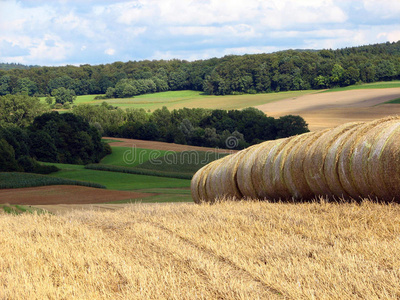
top-left (30, 112), bottom-right (109, 164)
top-left (0, 75), bottom-right (11, 95)
top-left (45, 95), bottom-right (53, 105)
top-left (150, 106), bottom-right (172, 139)
top-left (0, 139), bottom-right (20, 171)
top-left (51, 87), bottom-right (77, 104)
top-left (330, 64), bottom-right (345, 86)
top-left (276, 115), bottom-right (309, 139)
top-left (14, 77), bottom-right (38, 96)
top-left (0, 94), bottom-right (49, 127)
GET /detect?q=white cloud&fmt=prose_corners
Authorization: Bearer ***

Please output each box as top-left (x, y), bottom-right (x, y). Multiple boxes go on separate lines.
top-left (362, 0), bottom-right (400, 19)
top-left (170, 24), bottom-right (257, 38)
top-left (378, 31), bottom-right (400, 43)
top-left (105, 48), bottom-right (116, 56)
top-left (0, 0), bottom-right (399, 65)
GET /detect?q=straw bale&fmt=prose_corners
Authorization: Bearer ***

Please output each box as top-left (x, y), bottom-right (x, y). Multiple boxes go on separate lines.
top-left (267, 135), bottom-right (304, 200)
top-left (338, 118), bottom-right (394, 199)
top-left (219, 149), bottom-right (251, 200)
top-left (251, 140), bottom-right (283, 199)
top-left (324, 123), bottom-right (364, 199)
top-left (192, 116), bottom-right (400, 203)
top-left (204, 158), bottom-right (227, 202)
top-left (350, 118), bottom-right (400, 199)
top-left (192, 163), bottom-right (211, 203)
top-left (379, 131), bottom-right (400, 202)
top-left (197, 163), bottom-right (216, 203)
top-left (190, 165), bottom-right (203, 204)
top-left (237, 143), bottom-right (271, 198)
top-left (366, 118), bottom-right (400, 200)
top-left (304, 122), bottom-right (362, 199)
top-left (283, 130), bottom-right (329, 200)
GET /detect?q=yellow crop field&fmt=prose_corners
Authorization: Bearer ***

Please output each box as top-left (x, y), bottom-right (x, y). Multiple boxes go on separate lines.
top-left (1, 200), bottom-right (399, 299)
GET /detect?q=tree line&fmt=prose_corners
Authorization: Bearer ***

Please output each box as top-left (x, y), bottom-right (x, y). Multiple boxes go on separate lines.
top-left (73, 104), bottom-right (309, 149)
top-left (0, 95), bottom-right (110, 172)
top-left (0, 41), bottom-right (399, 99)
top-left (1, 94), bottom-right (308, 172)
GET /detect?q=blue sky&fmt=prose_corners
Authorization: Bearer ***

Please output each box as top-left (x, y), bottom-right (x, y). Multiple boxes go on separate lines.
top-left (0, 0), bottom-right (399, 66)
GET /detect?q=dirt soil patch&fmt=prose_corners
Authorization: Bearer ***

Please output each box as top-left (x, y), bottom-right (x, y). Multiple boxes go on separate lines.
top-left (105, 137), bottom-right (236, 153)
top-left (0, 185), bottom-right (155, 205)
top-left (256, 88), bottom-right (400, 131)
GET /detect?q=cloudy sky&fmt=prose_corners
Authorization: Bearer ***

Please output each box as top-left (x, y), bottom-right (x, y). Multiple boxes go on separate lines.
top-left (0, 0), bottom-right (399, 66)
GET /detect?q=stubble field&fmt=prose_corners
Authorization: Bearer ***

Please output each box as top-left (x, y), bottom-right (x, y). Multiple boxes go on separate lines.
top-left (1, 200), bottom-right (399, 299)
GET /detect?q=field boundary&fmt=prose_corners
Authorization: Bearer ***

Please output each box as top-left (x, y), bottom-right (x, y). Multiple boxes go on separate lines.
top-left (85, 164), bottom-right (193, 180)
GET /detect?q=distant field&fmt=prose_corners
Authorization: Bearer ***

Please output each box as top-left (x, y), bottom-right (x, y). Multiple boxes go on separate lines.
top-left (322, 80), bottom-right (400, 92)
top-left (0, 172), bottom-right (105, 189)
top-left (385, 97), bottom-right (400, 104)
top-left (42, 81), bottom-right (400, 113)
top-left (100, 146), bottom-right (167, 167)
top-left (48, 166), bottom-right (190, 191)
top-left (75, 90), bottom-right (318, 111)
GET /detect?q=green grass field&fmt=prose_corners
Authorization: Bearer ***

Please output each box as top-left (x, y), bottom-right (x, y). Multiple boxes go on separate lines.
top-left (322, 80), bottom-right (400, 92)
top-left (43, 81), bottom-right (400, 112)
top-left (89, 148), bottom-right (229, 179)
top-left (134, 150), bottom-right (229, 175)
top-left (0, 172), bottom-right (105, 189)
top-left (0, 204), bottom-right (46, 215)
top-left (100, 146), bottom-right (167, 167)
top-left (75, 90), bottom-right (319, 111)
top-left (384, 97), bottom-right (400, 104)
top-left (48, 167), bottom-right (190, 191)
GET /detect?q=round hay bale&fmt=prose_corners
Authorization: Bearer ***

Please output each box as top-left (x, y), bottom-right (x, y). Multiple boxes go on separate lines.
top-left (197, 162), bottom-right (216, 203)
top-left (350, 117), bottom-right (400, 199)
top-left (338, 117), bottom-right (394, 200)
top-left (192, 163), bottom-right (212, 203)
top-left (366, 118), bottom-right (400, 201)
top-left (251, 140), bottom-right (283, 199)
top-left (190, 165), bottom-right (203, 204)
top-left (267, 135), bottom-right (305, 200)
top-left (304, 122), bottom-right (362, 199)
top-left (324, 123), bottom-right (364, 199)
top-left (283, 130), bottom-right (330, 200)
top-left (237, 143), bottom-right (270, 198)
top-left (218, 149), bottom-right (251, 200)
top-left (260, 136), bottom-right (306, 200)
top-left (377, 125), bottom-right (400, 202)
top-left (204, 157), bottom-right (228, 202)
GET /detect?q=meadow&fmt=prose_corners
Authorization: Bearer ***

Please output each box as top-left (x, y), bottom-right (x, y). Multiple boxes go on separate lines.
top-left (47, 164), bottom-right (190, 191)
top-left (1, 200), bottom-right (399, 299)
top-left (0, 172), bottom-right (105, 189)
top-left (73, 89), bottom-right (319, 111)
top-left (1, 141), bottom-right (222, 205)
top-left (41, 81), bottom-right (400, 112)
top-left (321, 80), bottom-right (400, 92)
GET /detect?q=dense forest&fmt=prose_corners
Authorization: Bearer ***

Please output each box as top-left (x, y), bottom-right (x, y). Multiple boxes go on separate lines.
top-left (0, 41), bottom-right (399, 98)
top-left (0, 95), bottom-right (111, 172)
top-left (0, 63), bottom-right (38, 71)
top-left (73, 104), bottom-right (309, 149)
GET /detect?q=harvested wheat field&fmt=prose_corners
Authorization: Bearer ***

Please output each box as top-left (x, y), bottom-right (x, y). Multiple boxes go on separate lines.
top-left (1, 200), bottom-right (399, 299)
top-left (0, 185), bottom-right (154, 205)
top-left (255, 88), bottom-right (400, 131)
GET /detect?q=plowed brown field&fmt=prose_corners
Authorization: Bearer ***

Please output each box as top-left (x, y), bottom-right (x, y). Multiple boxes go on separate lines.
top-left (0, 185), bottom-right (154, 205)
top-left (106, 137), bottom-right (235, 153)
top-left (256, 88), bottom-right (400, 131)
